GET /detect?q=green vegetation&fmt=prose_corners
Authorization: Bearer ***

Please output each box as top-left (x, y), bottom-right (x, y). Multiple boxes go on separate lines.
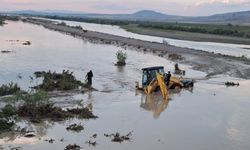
top-left (38, 15), bottom-right (250, 44)
top-left (137, 22), bottom-right (250, 38)
top-left (42, 15), bottom-right (250, 39)
top-left (122, 25), bottom-right (250, 44)
top-left (17, 90), bottom-right (97, 122)
top-left (20, 90), bottom-right (50, 108)
top-left (44, 15), bottom-right (130, 25)
top-left (0, 18), bottom-right (4, 25)
top-left (0, 83), bottom-right (21, 97)
top-left (1, 104), bottom-right (17, 118)
top-left (0, 15), bottom-right (19, 25)
top-left (34, 70), bottom-right (84, 91)
top-left (116, 50), bottom-right (127, 66)
top-left (0, 71), bottom-right (97, 132)
top-left (0, 119), bottom-right (14, 131)
top-left (0, 90), bottom-right (97, 132)
top-left (0, 104), bottom-right (16, 131)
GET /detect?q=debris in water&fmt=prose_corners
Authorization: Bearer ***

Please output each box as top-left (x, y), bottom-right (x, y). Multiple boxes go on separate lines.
top-left (45, 139), bottom-right (55, 143)
top-left (10, 147), bottom-right (23, 150)
top-left (168, 53), bottom-right (183, 61)
top-left (67, 107), bottom-right (98, 119)
top-left (22, 41), bottom-right (31, 45)
top-left (0, 50), bottom-right (12, 53)
top-left (225, 81), bottom-right (240, 87)
top-left (65, 144), bottom-right (81, 150)
top-left (24, 131), bottom-right (36, 138)
top-left (91, 134), bottom-right (97, 138)
top-left (66, 124), bottom-right (84, 132)
top-left (85, 134), bottom-right (97, 146)
top-left (104, 131), bottom-right (133, 143)
top-left (85, 140), bottom-right (97, 147)
top-left (104, 133), bottom-right (112, 137)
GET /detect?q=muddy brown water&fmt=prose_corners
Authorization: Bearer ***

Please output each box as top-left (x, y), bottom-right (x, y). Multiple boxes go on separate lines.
top-left (0, 21), bottom-right (250, 150)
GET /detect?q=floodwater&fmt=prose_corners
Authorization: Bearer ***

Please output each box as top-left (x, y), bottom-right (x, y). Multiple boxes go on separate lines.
top-left (0, 21), bottom-right (250, 150)
top-left (44, 18), bottom-right (250, 58)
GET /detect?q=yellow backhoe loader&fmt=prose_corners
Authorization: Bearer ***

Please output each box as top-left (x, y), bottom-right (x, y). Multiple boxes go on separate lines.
top-left (136, 66), bottom-right (194, 99)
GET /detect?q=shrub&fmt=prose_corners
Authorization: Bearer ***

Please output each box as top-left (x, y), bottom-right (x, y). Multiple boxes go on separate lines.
top-left (0, 119), bottom-right (14, 131)
top-left (21, 90), bottom-right (50, 108)
top-left (116, 50), bottom-right (127, 66)
top-left (33, 70), bottom-right (83, 91)
top-left (1, 104), bottom-right (17, 118)
top-left (0, 83), bottom-right (21, 96)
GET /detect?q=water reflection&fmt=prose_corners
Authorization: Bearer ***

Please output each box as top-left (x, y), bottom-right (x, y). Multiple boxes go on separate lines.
top-left (139, 87), bottom-right (194, 118)
top-left (140, 94), bottom-right (169, 119)
top-left (116, 65), bottom-right (125, 73)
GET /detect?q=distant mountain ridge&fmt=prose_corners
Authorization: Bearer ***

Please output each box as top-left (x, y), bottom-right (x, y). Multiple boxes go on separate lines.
top-left (6, 9), bottom-right (250, 24)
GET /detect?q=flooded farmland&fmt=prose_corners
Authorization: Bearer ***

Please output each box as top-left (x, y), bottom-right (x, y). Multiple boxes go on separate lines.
top-left (0, 21), bottom-right (250, 150)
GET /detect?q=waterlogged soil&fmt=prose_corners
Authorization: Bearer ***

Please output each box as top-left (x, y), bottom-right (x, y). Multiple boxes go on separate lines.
top-left (0, 21), bottom-right (250, 150)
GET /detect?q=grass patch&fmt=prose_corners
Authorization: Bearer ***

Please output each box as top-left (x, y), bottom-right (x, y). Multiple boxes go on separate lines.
top-left (137, 22), bottom-right (250, 39)
top-left (0, 83), bottom-right (21, 97)
top-left (0, 119), bottom-right (14, 131)
top-left (0, 104), bottom-right (16, 132)
top-left (34, 70), bottom-right (84, 91)
top-left (0, 90), bottom-right (97, 132)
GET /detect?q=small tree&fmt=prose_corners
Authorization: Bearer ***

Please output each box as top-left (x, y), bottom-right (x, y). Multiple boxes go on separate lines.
top-left (116, 50), bottom-right (127, 66)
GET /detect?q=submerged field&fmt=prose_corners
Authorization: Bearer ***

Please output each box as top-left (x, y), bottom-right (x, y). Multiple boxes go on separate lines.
top-left (0, 21), bottom-right (250, 150)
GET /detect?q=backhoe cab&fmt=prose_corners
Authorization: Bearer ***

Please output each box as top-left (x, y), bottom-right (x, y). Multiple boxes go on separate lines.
top-left (142, 66), bottom-right (164, 88)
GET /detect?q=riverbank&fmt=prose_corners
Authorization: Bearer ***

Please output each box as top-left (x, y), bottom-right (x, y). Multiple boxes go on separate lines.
top-left (24, 18), bottom-right (250, 79)
top-left (121, 25), bottom-right (250, 45)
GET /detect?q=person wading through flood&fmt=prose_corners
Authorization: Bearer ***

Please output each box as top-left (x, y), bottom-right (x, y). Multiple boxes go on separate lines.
top-left (86, 70), bottom-right (93, 86)
top-left (165, 71), bottom-right (171, 87)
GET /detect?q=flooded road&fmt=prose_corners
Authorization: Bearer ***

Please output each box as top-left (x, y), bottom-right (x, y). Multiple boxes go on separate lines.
top-left (44, 18), bottom-right (250, 58)
top-left (0, 21), bottom-right (250, 150)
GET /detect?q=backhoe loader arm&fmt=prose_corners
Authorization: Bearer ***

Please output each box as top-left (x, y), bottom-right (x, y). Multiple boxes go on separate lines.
top-left (144, 73), bottom-right (169, 99)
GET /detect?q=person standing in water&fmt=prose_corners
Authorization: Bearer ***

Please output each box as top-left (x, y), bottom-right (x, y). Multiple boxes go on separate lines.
top-left (86, 70), bottom-right (93, 86)
top-left (166, 71), bottom-right (171, 87)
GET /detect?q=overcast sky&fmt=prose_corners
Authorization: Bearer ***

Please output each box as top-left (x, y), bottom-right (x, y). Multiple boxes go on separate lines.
top-left (0, 0), bottom-right (250, 16)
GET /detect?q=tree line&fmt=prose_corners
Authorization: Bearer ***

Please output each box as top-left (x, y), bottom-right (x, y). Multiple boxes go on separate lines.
top-left (137, 23), bottom-right (250, 38)
top-left (40, 15), bottom-right (250, 38)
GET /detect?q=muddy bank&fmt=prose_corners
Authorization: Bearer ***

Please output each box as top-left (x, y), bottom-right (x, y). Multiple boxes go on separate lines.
top-left (24, 18), bottom-right (250, 79)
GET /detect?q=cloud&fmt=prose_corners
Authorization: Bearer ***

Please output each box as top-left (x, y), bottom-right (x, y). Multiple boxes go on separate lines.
top-left (195, 0), bottom-right (249, 6)
top-left (185, 0), bottom-right (250, 16)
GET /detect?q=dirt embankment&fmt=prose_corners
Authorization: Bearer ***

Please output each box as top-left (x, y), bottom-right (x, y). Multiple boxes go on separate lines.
top-left (25, 18), bottom-right (250, 79)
